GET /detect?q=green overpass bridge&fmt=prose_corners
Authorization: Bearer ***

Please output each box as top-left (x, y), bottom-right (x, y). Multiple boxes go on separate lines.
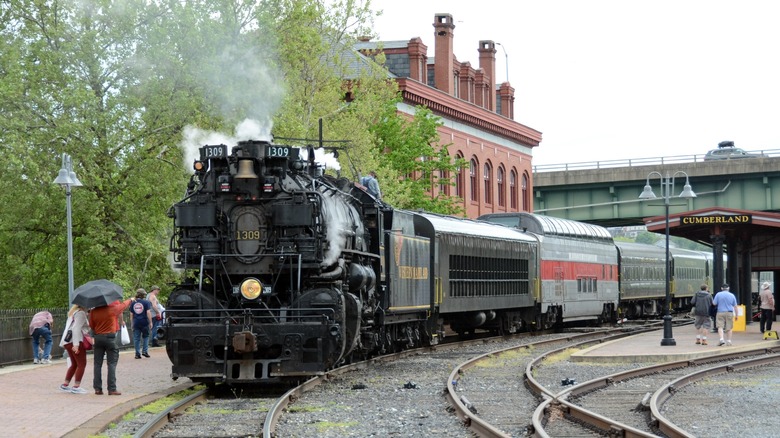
top-left (532, 152), bottom-right (780, 228)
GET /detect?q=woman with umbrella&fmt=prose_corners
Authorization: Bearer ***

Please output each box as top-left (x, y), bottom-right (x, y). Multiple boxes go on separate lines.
top-left (74, 279), bottom-right (132, 395)
top-left (59, 304), bottom-right (90, 394)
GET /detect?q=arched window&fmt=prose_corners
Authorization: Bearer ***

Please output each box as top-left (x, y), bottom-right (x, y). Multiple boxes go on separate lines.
top-left (439, 169), bottom-right (450, 196)
top-left (455, 153), bottom-right (464, 198)
top-left (522, 172), bottom-right (529, 211)
top-left (497, 166), bottom-right (505, 207)
top-left (469, 158), bottom-right (478, 202)
top-left (483, 161), bottom-right (493, 204)
top-left (510, 169), bottom-right (518, 210)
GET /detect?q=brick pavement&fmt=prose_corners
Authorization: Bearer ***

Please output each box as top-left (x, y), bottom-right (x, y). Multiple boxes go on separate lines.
top-left (0, 345), bottom-right (192, 438)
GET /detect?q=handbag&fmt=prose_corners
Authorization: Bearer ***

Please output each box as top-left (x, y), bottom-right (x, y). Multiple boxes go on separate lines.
top-left (120, 324), bottom-right (131, 345)
top-left (82, 334), bottom-right (93, 350)
top-left (63, 316), bottom-right (74, 343)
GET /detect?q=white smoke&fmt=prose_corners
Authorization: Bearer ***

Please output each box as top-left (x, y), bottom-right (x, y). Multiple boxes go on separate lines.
top-left (299, 147), bottom-right (342, 172)
top-left (180, 119), bottom-right (273, 173)
top-left (321, 194), bottom-right (355, 267)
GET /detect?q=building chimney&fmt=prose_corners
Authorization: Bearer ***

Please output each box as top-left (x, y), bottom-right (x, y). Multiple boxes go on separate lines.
top-left (433, 14), bottom-right (455, 95)
top-left (498, 83), bottom-right (515, 119)
top-left (478, 40), bottom-right (497, 111)
top-left (408, 37), bottom-right (428, 83)
top-left (459, 62), bottom-right (475, 103)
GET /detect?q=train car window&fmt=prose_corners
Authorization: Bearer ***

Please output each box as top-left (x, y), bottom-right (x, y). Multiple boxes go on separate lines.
top-left (449, 255), bottom-right (529, 297)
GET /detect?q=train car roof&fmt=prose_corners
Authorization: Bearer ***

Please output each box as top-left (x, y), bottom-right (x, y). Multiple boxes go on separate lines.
top-left (414, 212), bottom-right (538, 242)
top-left (616, 241), bottom-right (712, 260)
top-left (478, 212), bottom-right (613, 243)
top-left (669, 246), bottom-right (711, 260)
top-left (615, 240), bottom-right (666, 256)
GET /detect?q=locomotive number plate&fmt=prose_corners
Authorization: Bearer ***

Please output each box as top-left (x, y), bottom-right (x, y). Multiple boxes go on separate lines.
top-left (236, 230), bottom-right (262, 240)
top-left (201, 144), bottom-right (227, 159)
top-left (265, 145), bottom-right (299, 159)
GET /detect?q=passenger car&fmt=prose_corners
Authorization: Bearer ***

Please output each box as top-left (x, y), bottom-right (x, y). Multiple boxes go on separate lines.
top-left (704, 146), bottom-right (766, 161)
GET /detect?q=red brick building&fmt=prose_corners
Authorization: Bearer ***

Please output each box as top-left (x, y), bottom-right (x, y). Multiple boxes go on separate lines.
top-left (356, 13), bottom-right (542, 218)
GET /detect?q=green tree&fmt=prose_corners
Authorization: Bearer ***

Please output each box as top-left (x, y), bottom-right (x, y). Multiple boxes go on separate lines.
top-left (0, 0), bottom-right (460, 308)
top-left (634, 231), bottom-right (661, 246)
top-left (369, 103), bottom-right (465, 214)
top-left (0, 0), bottom-right (193, 308)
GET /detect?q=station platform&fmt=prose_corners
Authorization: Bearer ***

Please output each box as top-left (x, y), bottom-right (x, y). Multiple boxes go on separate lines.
top-left (574, 321), bottom-right (780, 363)
top-left (0, 346), bottom-right (192, 438)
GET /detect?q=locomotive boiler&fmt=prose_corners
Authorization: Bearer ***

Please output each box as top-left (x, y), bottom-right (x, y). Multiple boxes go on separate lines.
top-left (163, 140), bottom-right (389, 383)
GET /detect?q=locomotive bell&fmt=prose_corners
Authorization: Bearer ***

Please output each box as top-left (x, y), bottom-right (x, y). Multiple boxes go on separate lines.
top-left (236, 159), bottom-right (258, 179)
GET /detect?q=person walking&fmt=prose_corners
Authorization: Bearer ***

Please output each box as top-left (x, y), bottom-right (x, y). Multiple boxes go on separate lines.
top-left (759, 281), bottom-right (775, 334)
top-left (690, 284), bottom-right (713, 345)
top-left (712, 284), bottom-right (738, 346)
top-left (29, 310), bottom-right (54, 364)
top-left (90, 296), bottom-right (133, 395)
top-left (59, 304), bottom-right (89, 394)
top-left (148, 285), bottom-right (164, 347)
top-left (130, 288), bottom-right (153, 359)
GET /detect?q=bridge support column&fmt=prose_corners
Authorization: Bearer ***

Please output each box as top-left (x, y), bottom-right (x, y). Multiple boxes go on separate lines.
top-left (710, 234), bottom-right (725, 289)
top-left (740, 237), bottom-right (752, 318)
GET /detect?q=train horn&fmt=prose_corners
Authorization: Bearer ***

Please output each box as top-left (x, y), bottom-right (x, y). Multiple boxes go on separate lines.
top-left (236, 159), bottom-right (258, 179)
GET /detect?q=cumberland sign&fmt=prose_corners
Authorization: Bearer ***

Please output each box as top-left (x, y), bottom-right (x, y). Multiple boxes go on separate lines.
top-left (681, 214), bottom-right (752, 225)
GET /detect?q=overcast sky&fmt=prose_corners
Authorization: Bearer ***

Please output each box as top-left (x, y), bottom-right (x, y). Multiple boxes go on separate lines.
top-left (369, 0), bottom-right (780, 166)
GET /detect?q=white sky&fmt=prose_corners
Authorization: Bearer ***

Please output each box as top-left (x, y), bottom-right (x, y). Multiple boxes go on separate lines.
top-left (369, 0), bottom-right (780, 166)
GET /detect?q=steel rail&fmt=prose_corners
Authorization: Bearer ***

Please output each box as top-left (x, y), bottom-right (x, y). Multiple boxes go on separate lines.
top-left (134, 386), bottom-right (208, 438)
top-left (445, 325), bottom-right (659, 437)
top-left (531, 345), bottom-right (780, 437)
top-left (651, 350), bottom-right (780, 438)
top-left (262, 332), bottom-right (535, 438)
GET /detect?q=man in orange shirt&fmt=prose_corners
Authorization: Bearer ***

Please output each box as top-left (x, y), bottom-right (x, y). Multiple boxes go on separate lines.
top-left (89, 298), bottom-right (132, 395)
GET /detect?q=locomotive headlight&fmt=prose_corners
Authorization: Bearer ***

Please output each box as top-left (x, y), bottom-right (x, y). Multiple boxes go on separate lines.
top-left (240, 278), bottom-right (263, 300)
top-left (193, 160), bottom-right (204, 171)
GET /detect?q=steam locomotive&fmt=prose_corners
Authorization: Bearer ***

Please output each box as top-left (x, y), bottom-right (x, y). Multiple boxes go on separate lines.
top-left (161, 140), bottom-right (712, 385)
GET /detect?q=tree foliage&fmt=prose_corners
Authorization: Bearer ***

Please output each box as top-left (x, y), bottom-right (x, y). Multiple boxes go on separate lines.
top-left (370, 103), bottom-right (465, 214)
top-left (0, 0), bottom-right (465, 309)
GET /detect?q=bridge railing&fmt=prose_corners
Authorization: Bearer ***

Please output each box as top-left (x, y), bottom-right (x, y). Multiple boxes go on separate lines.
top-left (533, 149), bottom-right (780, 173)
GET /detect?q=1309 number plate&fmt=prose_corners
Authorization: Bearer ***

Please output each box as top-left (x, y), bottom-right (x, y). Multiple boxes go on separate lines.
top-left (201, 145), bottom-right (227, 159)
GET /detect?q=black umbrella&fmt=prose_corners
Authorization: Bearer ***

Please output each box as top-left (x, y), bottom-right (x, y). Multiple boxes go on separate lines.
top-left (72, 279), bottom-right (123, 308)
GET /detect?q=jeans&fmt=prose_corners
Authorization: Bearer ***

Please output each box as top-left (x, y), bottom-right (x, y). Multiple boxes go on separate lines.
top-left (134, 326), bottom-right (150, 356)
top-left (31, 326), bottom-right (53, 360)
top-left (93, 333), bottom-right (119, 392)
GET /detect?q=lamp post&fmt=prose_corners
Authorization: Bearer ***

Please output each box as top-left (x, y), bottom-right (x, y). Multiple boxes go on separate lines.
top-left (639, 171), bottom-right (696, 346)
top-left (496, 42), bottom-right (509, 83)
top-left (53, 153), bottom-right (82, 305)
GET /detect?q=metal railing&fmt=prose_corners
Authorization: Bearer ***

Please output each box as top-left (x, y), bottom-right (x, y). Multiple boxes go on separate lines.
top-left (532, 149), bottom-right (780, 173)
top-left (0, 308), bottom-right (68, 367)
top-left (0, 307), bottom-right (135, 367)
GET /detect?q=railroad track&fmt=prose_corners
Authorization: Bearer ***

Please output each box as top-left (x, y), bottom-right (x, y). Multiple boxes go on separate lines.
top-left (103, 325), bottom-right (758, 437)
top-left (104, 331), bottom-right (538, 437)
top-left (447, 324), bottom-right (662, 437)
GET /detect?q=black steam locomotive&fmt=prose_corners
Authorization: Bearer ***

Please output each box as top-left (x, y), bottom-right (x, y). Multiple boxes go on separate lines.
top-left (163, 140), bottom-right (447, 383)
